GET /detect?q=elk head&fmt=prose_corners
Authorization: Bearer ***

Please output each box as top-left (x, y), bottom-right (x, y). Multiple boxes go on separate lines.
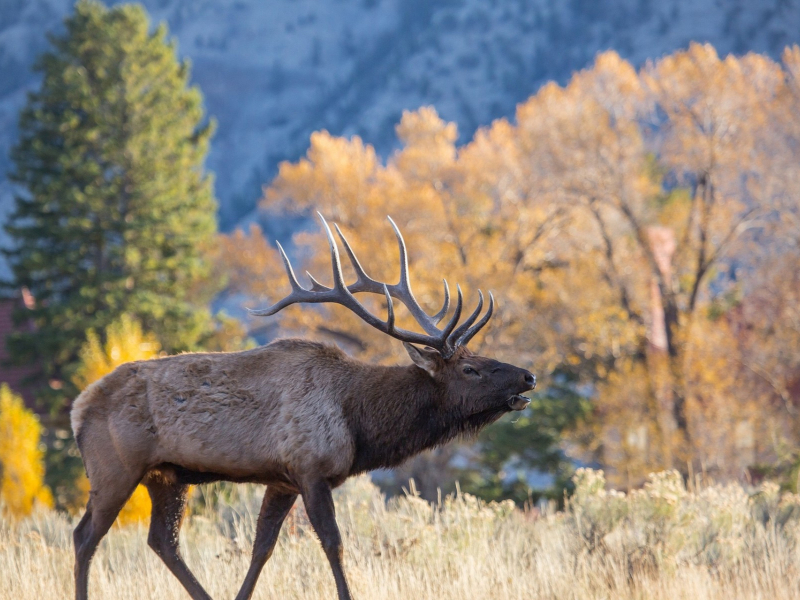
top-left (251, 213), bottom-right (536, 419)
top-left (403, 343), bottom-right (535, 428)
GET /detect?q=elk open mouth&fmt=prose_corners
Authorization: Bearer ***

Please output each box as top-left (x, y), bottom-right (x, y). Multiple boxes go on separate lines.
top-left (507, 395), bottom-right (531, 411)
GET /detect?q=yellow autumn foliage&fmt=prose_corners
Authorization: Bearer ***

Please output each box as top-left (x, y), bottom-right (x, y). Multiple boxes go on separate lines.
top-left (73, 314), bottom-right (161, 525)
top-left (73, 314), bottom-right (161, 391)
top-left (219, 45), bottom-right (800, 488)
top-left (0, 384), bottom-right (53, 517)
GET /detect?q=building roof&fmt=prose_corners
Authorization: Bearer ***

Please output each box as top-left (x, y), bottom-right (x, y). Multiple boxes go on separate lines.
top-left (0, 294), bottom-right (38, 408)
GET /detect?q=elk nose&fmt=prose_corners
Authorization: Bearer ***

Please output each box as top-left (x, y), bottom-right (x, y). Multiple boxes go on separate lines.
top-left (523, 371), bottom-right (536, 389)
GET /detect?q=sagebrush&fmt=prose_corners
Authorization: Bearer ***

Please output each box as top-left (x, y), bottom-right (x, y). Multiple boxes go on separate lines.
top-left (2, 469), bottom-right (800, 599)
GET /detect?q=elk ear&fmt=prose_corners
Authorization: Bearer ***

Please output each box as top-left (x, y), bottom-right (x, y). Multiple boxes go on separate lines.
top-left (403, 343), bottom-right (441, 378)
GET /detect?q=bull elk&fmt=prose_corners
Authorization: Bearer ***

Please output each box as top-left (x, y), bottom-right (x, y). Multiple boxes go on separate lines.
top-left (71, 214), bottom-right (536, 600)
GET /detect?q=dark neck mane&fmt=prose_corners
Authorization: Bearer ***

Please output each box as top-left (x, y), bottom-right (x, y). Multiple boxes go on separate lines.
top-left (343, 364), bottom-right (504, 475)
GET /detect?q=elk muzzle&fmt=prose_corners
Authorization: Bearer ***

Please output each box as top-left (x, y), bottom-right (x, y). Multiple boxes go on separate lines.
top-left (507, 370), bottom-right (535, 410)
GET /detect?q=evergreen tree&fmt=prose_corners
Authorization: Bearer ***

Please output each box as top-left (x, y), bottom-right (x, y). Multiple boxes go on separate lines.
top-left (459, 379), bottom-right (589, 505)
top-left (5, 0), bottom-right (218, 412)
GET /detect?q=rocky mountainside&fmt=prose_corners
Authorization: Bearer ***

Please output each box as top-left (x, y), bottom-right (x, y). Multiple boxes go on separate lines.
top-left (1, 0), bottom-right (799, 265)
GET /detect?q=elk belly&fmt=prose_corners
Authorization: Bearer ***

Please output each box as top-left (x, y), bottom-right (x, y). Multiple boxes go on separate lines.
top-left (145, 378), bottom-right (354, 479)
top-left (146, 388), bottom-right (282, 476)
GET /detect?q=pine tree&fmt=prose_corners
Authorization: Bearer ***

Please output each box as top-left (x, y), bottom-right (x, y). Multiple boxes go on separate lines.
top-left (5, 0), bottom-right (218, 412)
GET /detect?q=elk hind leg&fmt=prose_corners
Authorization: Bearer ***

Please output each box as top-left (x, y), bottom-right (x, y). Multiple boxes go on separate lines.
top-left (144, 476), bottom-right (213, 600)
top-left (74, 471), bottom-right (143, 600)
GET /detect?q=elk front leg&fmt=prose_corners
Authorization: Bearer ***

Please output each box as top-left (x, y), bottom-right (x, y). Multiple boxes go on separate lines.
top-left (301, 479), bottom-right (353, 600)
top-left (144, 478), bottom-right (213, 600)
top-left (234, 487), bottom-right (297, 600)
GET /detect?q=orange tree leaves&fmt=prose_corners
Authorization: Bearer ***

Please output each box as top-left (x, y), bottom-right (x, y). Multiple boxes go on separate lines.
top-left (220, 47), bottom-right (800, 489)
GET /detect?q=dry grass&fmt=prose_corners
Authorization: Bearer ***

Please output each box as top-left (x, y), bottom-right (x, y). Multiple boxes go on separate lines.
top-left (2, 471), bottom-right (800, 600)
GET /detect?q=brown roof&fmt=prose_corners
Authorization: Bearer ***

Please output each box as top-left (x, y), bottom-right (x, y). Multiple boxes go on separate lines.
top-left (0, 295), bottom-right (38, 409)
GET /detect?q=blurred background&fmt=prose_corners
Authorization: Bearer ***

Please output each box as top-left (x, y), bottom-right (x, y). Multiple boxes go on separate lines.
top-left (1, 0), bottom-right (800, 520)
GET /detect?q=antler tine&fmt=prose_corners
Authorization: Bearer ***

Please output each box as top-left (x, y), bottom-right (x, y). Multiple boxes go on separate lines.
top-left (247, 242), bottom-right (309, 316)
top-left (277, 242), bottom-right (304, 292)
top-left (385, 216), bottom-right (445, 336)
top-left (437, 284), bottom-right (464, 358)
top-left (386, 216), bottom-right (411, 291)
top-left (318, 213), bottom-right (348, 291)
top-left (456, 291), bottom-right (495, 347)
top-left (333, 216), bottom-right (444, 336)
top-left (305, 271), bottom-right (329, 292)
top-left (334, 223), bottom-right (378, 291)
top-left (383, 284), bottom-right (395, 333)
top-left (250, 214), bottom-right (494, 354)
top-left (448, 290), bottom-right (484, 345)
top-left (317, 213), bottom-right (433, 343)
top-left (431, 279), bottom-right (451, 324)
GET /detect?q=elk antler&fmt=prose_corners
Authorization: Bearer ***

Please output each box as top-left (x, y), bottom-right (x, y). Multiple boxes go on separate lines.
top-left (249, 213), bottom-right (494, 358)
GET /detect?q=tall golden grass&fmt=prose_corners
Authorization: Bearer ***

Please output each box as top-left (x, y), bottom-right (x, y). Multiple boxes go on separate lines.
top-left (2, 471), bottom-right (800, 599)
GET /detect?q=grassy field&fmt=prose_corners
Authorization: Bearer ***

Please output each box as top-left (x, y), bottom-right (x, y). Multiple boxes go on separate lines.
top-left (2, 470), bottom-right (800, 600)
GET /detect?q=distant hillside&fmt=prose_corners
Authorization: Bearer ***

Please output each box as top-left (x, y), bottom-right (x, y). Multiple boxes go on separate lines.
top-left (1, 0), bottom-right (799, 268)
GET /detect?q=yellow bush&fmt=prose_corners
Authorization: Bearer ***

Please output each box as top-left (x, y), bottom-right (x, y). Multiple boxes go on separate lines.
top-left (73, 314), bottom-right (161, 525)
top-left (115, 485), bottom-right (153, 526)
top-left (0, 384), bottom-right (53, 517)
top-left (73, 314), bottom-right (161, 390)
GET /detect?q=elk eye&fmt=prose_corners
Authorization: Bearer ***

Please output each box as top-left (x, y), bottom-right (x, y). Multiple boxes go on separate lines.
top-left (463, 366), bottom-right (479, 376)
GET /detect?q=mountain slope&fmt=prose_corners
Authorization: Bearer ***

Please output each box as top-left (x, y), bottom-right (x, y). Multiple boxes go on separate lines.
top-left (0, 0), bottom-right (798, 265)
